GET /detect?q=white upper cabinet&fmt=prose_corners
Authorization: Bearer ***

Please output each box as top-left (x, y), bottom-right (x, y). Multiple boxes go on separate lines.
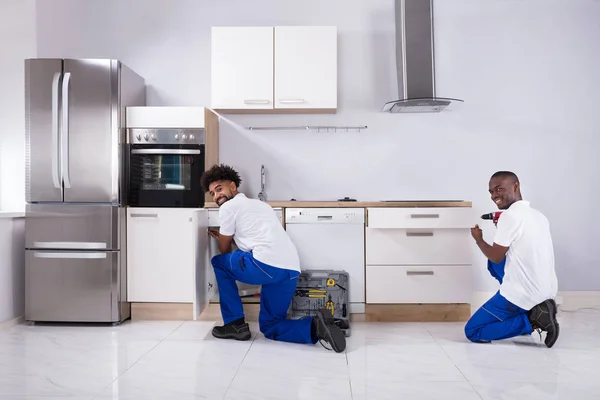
top-left (274, 26), bottom-right (337, 110)
top-left (211, 26), bottom-right (337, 113)
top-left (211, 27), bottom-right (274, 110)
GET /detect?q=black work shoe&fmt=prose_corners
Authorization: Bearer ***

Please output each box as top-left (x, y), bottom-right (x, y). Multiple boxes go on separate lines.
top-left (212, 321), bottom-right (251, 341)
top-left (313, 308), bottom-right (346, 353)
top-left (528, 299), bottom-right (559, 348)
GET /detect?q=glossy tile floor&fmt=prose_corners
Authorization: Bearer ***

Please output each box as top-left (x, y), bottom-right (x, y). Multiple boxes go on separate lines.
top-left (1, 309), bottom-right (599, 400)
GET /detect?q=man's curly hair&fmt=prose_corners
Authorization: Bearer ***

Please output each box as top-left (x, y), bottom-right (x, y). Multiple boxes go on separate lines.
top-left (200, 164), bottom-right (242, 193)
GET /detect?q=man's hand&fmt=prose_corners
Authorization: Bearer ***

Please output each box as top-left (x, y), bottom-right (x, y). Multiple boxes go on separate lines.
top-left (471, 224), bottom-right (483, 242)
top-left (208, 227), bottom-right (220, 239)
top-left (208, 227), bottom-right (234, 254)
top-left (471, 224), bottom-right (509, 264)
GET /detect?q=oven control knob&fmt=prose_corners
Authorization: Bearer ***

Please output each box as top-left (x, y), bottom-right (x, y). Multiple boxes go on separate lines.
top-left (174, 134), bottom-right (179, 140)
top-left (144, 134), bottom-right (149, 141)
top-left (181, 134), bottom-right (188, 140)
top-left (136, 134), bottom-right (141, 141)
top-left (189, 134), bottom-right (195, 140)
top-left (151, 134), bottom-right (157, 141)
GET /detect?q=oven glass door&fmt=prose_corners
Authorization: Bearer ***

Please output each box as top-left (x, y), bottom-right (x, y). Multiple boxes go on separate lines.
top-left (129, 144), bottom-right (205, 207)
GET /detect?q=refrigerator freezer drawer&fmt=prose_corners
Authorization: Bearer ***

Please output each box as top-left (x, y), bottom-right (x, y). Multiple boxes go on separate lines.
top-left (25, 204), bottom-right (120, 250)
top-left (25, 250), bottom-right (120, 322)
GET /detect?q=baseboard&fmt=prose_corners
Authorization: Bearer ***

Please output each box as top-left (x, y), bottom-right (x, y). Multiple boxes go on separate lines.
top-left (0, 316), bottom-right (24, 330)
top-left (363, 304), bottom-right (471, 322)
top-left (197, 303), bottom-right (260, 323)
top-left (557, 291), bottom-right (600, 311)
top-left (131, 303), bottom-right (194, 320)
top-left (472, 291), bottom-right (600, 314)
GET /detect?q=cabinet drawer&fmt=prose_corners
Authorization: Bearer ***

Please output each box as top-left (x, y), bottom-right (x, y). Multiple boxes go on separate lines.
top-left (366, 228), bottom-right (471, 265)
top-left (366, 265), bottom-right (472, 304)
top-left (367, 207), bottom-right (474, 229)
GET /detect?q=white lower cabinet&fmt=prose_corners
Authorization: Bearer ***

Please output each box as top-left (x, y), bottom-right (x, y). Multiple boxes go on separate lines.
top-left (366, 207), bottom-right (474, 304)
top-left (366, 265), bottom-right (472, 303)
top-left (127, 208), bottom-right (209, 310)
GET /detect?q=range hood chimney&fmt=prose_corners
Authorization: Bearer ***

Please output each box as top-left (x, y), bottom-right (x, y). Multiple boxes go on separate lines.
top-left (381, 0), bottom-right (463, 113)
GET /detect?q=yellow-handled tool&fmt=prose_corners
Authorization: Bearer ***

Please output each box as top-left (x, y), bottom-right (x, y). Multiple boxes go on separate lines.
top-left (326, 295), bottom-right (334, 316)
top-left (326, 278), bottom-right (335, 287)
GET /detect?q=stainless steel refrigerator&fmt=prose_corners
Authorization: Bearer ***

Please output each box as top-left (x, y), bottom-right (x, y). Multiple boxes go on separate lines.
top-left (24, 59), bottom-right (145, 323)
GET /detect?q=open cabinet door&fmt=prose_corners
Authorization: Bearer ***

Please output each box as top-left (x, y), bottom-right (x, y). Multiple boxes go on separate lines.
top-left (194, 209), bottom-right (210, 320)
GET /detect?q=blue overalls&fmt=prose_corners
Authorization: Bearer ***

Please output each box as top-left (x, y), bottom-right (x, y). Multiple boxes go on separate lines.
top-left (211, 250), bottom-right (317, 344)
top-left (464, 258), bottom-right (534, 342)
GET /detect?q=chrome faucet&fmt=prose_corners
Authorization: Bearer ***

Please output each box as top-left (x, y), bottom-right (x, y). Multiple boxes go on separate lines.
top-left (258, 164), bottom-right (267, 202)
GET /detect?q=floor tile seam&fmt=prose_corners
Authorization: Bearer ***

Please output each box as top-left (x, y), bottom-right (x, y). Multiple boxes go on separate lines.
top-left (219, 330), bottom-right (260, 400)
top-left (92, 321), bottom-right (187, 396)
top-left (424, 325), bottom-right (484, 400)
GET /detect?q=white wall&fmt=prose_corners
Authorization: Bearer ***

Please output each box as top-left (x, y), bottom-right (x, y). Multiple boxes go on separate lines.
top-left (0, 0), bottom-right (37, 211)
top-left (0, 217), bottom-right (25, 323)
top-left (35, 0), bottom-right (600, 291)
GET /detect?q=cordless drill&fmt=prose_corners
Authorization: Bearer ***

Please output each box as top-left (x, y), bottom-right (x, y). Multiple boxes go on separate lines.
top-left (481, 212), bottom-right (502, 224)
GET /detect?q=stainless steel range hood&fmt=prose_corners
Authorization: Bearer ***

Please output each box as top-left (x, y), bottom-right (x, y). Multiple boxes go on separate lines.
top-left (381, 0), bottom-right (463, 113)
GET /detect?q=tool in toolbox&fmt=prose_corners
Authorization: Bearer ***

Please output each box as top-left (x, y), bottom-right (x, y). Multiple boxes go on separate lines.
top-left (326, 277), bottom-right (347, 291)
top-left (289, 270), bottom-right (351, 337)
top-left (326, 294), bottom-right (334, 316)
top-left (295, 288), bottom-right (327, 298)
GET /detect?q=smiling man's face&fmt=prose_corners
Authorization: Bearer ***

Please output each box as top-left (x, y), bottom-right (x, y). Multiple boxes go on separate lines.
top-left (208, 180), bottom-right (238, 207)
top-left (488, 176), bottom-right (520, 210)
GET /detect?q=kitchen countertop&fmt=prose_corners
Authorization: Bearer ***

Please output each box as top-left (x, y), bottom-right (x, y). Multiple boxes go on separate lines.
top-left (204, 200), bottom-right (472, 208)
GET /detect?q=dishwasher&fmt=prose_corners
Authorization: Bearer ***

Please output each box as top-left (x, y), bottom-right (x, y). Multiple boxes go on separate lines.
top-left (285, 208), bottom-right (365, 314)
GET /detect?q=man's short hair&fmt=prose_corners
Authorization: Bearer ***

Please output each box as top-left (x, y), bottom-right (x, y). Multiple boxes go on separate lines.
top-left (491, 170), bottom-right (519, 184)
top-left (200, 164), bottom-right (242, 192)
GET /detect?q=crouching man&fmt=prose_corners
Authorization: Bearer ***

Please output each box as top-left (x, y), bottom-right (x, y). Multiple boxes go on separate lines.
top-left (201, 164), bottom-right (346, 353)
top-left (466, 171), bottom-right (560, 348)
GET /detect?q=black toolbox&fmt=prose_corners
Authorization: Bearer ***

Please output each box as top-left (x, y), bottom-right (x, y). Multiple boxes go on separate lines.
top-left (288, 269), bottom-right (351, 337)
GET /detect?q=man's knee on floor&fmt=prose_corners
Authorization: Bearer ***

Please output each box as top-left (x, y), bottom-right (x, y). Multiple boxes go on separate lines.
top-left (464, 319), bottom-right (479, 342)
top-left (259, 320), bottom-right (275, 338)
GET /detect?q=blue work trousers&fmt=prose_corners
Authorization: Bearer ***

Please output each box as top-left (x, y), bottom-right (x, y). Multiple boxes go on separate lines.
top-left (211, 250), bottom-right (316, 344)
top-left (465, 258), bottom-right (533, 342)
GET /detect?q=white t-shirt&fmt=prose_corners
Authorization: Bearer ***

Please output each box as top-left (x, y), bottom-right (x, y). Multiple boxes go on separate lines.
top-left (218, 193), bottom-right (300, 272)
top-left (493, 200), bottom-right (558, 310)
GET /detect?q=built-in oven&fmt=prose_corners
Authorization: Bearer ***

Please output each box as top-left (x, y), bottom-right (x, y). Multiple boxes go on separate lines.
top-left (127, 128), bottom-right (205, 208)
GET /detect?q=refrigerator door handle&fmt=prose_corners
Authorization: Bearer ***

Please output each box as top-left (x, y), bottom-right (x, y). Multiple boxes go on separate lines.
top-left (34, 252), bottom-right (108, 259)
top-left (61, 72), bottom-right (72, 188)
top-left (51, 72), bottom-right (62, 189)
top-left (33, 241), bottom-right (108, 249)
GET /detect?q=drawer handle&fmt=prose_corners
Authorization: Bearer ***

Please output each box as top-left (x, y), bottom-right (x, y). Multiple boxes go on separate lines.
top-left (406, 232), bottom-right (434, 237)
top-left (410, 214), bottom-right (440, 219)
top-left (130, 213), bottom-right (158, 218)
top-left (406, 271), bottom-right (434, 276)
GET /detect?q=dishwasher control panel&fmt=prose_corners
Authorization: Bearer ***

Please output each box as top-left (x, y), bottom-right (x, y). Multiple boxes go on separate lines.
top-left (285, 208), bottom-right (365, 224)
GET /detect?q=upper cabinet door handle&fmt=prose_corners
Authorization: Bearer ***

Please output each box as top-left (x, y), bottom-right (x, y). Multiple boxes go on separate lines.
top-left (243, 99), bottom-right (270, 105)
top-left (278, 99), bottom-right (305, 104)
